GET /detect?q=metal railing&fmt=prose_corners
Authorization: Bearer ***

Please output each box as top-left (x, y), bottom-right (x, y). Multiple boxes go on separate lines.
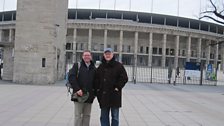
top-left (124, 65), bottom-right (219, 86)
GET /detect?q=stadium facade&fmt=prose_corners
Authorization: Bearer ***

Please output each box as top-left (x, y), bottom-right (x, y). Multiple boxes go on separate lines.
top-left (0, 8), bottom-right (224, 83)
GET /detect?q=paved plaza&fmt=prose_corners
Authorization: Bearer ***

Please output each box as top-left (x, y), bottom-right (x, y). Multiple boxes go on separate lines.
top-left (0, 80), bottom-right (224, 126)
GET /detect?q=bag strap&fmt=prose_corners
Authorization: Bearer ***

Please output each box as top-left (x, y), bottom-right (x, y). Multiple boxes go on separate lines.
top-left (76, 62), bottom-right (81, 78)
top-left (67, 62), bottom-right (81, 95)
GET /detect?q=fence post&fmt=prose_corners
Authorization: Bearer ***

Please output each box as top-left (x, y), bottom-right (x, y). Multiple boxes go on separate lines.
top-left (200, 62), bottom-right (203, 85)
top-left (150, 65), bottom-right (152, 83)
top-left (174, 68), bottom-right (176, 86)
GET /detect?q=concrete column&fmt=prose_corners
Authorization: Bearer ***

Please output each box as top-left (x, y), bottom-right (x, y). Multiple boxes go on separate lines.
top-left (162, 34), bottom-right (167, 67)
top-left (206, 40), bottom-right (211, 65)
top-left (104, 29), bottom-right (107, 50)
top-left (134, 32), bottom-right (138, 82)
top-left (9, 29), bottom-right (12, 42)
top-left (221, 47), bottom-right (224, 71)
top-left (0, 29), bottom-right (2, 42)
top-left (186, 36), bottom-right (191, 62)
top-left (72, 28), bottom-right (77, 63)
top-left (119, 30), bottom-right (123, 62)
top-left (214, 42), bottom-right (219, 69)
top-left (148, 32), bottom-right (153, 67)
top-left (174, 35), bottom-right (179, 68)
top-left (134, 32), bottom-right (138, 65)
top-left (197, 38), bottom-right (202, 62)
top-left (88, 29), bottom-right (92, 51)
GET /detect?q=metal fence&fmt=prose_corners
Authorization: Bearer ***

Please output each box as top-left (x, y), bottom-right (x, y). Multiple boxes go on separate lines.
top-left (124, 65), bottom-right (220, 86)
top-left (65, 63), bottom-right (222, 86)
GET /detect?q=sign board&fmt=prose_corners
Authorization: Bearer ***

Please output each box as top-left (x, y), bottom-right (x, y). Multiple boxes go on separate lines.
top-left (185, 62), bottom-right (201, 78)
top-left (206, 64), bottom-right (216, 81)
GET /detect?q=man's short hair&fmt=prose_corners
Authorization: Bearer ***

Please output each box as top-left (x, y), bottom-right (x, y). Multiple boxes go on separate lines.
top-left (82, 50), bottom-right (92, 55)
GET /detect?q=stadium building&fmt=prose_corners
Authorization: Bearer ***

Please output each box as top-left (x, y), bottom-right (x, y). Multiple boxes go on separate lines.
top-left (0, 8), bottom-right (224, 83)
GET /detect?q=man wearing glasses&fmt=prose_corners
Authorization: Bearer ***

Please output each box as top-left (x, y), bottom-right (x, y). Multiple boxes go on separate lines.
top-left (68, 50), bottom-right (96, 126)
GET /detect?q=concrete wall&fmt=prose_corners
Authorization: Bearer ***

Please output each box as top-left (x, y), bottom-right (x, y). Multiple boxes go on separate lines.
top-left (13, 0), bottom-right (68, 84)
top-left (2, 47), bottom-right (14, 80)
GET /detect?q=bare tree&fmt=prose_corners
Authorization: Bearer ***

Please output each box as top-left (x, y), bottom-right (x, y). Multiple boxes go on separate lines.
top-left (200, 0), bottom-right (224, 25)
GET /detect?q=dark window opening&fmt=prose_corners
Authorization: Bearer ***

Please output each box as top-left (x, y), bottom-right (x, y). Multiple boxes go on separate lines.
top-left (178, 19), bottom-right (189, 28)
top-left (166, 48), bottom-right (169, 55)
top-left (42, 58), bottom-right (46, 68)
top-left (170, 49), bottom-right (175, 55)
top-left (66, 43), bottom-right (72, 50)
top-left (166, 17), bottom-right (177, 26)
top-left (190, 21), bottom-right (199, 30)
top-left (152, 16), bottom-right (164, 25)
top-left (152, 47), bottom-right (157, 54)
top-left (146, 47), bottom-right (149, 54)
top-left (140, 46), bottom-right (144, 53)
top-left (159, 48), bottom-right (162, 54)
top-left (201, 23), bottom-right (209, 31)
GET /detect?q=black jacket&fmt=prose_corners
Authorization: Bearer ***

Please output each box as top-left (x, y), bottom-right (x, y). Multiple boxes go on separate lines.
top-left (94, 57), bottom-right (128, 108)
top-left (68, 60), bottom-right (96, 103)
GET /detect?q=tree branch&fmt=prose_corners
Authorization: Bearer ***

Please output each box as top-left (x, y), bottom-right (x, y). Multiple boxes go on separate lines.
top-left (200, 11), bottom-right (214, 14)
top-left (213, 11), bottom-right (224, 20)
top-left (199, 15), bottom-right (224, 25)
top-left (210, 0), bottom-right (217, 11)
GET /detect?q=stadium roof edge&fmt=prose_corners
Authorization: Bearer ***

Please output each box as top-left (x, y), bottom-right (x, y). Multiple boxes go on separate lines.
top-left (0, 9), bottom-right (223, 35)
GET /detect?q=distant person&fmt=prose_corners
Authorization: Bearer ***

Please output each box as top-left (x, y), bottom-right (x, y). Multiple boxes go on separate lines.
top-left (176, 66), bottom-right (180, 77)
top-left (168, 65), bottom-right (172, 84)
top-left (94, 48), bottom-right (128, 126)
top-left (68, 50), bottom-right (96, 126)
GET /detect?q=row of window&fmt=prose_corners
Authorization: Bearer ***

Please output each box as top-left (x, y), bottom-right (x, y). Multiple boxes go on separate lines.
top-left (66, 52), bottom-right (220, 68)
top-left (66, 43), bottom-right (221, 59)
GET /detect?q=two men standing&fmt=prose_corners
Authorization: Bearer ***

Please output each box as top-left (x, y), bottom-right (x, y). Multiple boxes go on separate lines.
top-left (69, 48), bottom-right (128, 126)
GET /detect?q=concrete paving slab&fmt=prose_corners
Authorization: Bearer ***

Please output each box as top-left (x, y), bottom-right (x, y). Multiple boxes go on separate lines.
top-left (0, 80), bottom-right (224, 126)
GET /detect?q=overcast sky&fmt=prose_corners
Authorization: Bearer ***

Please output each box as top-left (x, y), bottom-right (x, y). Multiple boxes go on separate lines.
top-left (0, 0), bottom-right (223, 24)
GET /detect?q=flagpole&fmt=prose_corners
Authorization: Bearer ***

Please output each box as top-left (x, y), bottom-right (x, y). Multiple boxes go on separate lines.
top-left (76, 0), bottom-right (78, 9)
top-left (114, 0), bottom-right (116, 10)
top-left (99, 0), bottom-right (101, 9)
top-left (151, 0), bottom-right (153, 13)
top-left (177, 0), bottom-right (179, 16)
top-left (199, 0), bottom-right (201, 17)
top-left (3, 0), bottom-right (5, 12)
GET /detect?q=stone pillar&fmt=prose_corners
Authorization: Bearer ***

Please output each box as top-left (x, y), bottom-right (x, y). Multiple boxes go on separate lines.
top-left (9, 29), bottom-right (12, 42)
top-left (134, 32), bottom-right (138, 64)
top-left (104, 29), bottom-right (107, 50)
top-left (72, 28), bottom-right (77, 63)
top-left (174, 35), bottom-right (179, 68)
top-left (134, 32), bottom-right (138, 82)
top-left (206, 40), bottom-right (211, 65)
top-left (197, 38), bottom-right (202, 63)
top-left (88, 29), bottom-right (92, 51)
top-left (148, 32), bottom-right (153, 67)
top-left (214, 42), bottom-right (219, 69)
top-left (186, 36), bottom-right (191, 62)
top-left (162, 34), bottom-right (167, 67)
top-left (119, 30), bottom-right (123, 62)
top-left (221, 47), bottom-right (224, 71)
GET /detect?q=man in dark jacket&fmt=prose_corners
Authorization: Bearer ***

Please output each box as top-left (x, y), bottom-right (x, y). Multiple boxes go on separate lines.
top-left (68, 50), bottom-right (96, 126)
top-left (94, 48), bottom-right (128, 126)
